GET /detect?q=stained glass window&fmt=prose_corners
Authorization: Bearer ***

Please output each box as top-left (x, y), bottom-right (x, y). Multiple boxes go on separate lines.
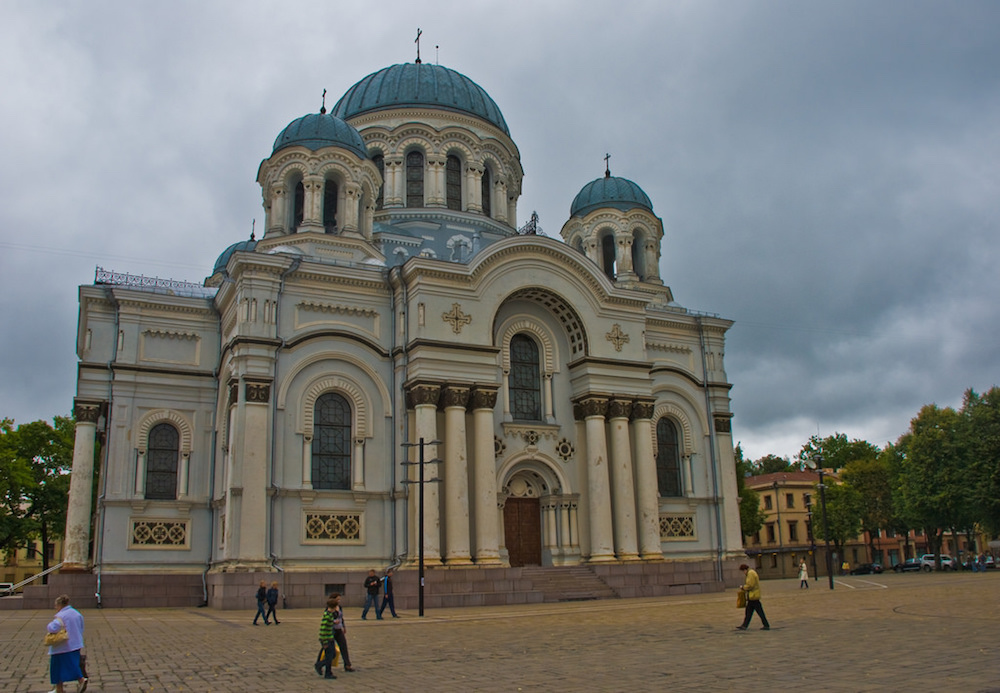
top-left (510, 334), bottom-right (541, 421)
top-left (146, 423), bottom-right (179, 500)
top-left (312, 393), bottom-right (351, 490)
top-left (655, 418), bottom-right (682, 497)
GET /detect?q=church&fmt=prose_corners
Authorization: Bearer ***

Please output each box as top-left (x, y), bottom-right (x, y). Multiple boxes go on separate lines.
top-left (57, 57), bottom-right (745, 609)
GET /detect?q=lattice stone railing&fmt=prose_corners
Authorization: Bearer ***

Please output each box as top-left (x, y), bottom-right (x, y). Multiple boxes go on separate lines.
top-left (660, 514), bottom-right (696, 540)
top-left (304, 512), bottom-right (362, 543)
top-left (129, 519), bottom-right (190, 549)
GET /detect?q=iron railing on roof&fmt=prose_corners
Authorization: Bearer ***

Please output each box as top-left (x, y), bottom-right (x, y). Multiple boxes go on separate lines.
top-left (95, 266), bottom-right (216, 298)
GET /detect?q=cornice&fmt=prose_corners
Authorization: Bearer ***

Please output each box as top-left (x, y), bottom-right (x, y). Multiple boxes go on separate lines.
top-left (405, 337), bottom-right (500, 356)
top-left (566, 355), bottom-right (652, 371)
top-left (283, 330), bottom-right (390, 358)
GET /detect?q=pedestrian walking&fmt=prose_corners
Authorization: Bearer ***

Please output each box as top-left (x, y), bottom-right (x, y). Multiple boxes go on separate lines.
top-left (265, 581), bottom-right (281, 624)
top-left (315, 595), bottom-right (339, 679)
top-left (378, 568), bottom-right (399, 618)
top-left (46, 594), bottom-right (88, 693)
top-left (361, 569), bottom-right (381, 620)
top-left (331, 593), bottom-right (355, 672)
top-left (253, 580), bottom-right (269, 625)
top-left (735, 563), bottom-right (771, 631)
top-left (798, 560), bottom-right (809, 589)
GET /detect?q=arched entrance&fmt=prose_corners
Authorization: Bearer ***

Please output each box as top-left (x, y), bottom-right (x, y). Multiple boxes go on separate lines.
top-left (503, 474), bottom-right (543, 567)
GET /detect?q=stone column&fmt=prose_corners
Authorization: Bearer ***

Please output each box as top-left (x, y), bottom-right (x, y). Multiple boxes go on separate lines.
top-left (615, 234), bottom-right (638, 281)
top-left (426, 155), bottom-right (446, 207)
top-left (467, 164), bottom-right (483, 213)
top-left (301, 175), bottom-right (324, 229)
top-left (407, 383), bottom-right (442, 565)
top-left (574, 396), bottom-right (616, 563)
top-left (352, 437), bottom-right (365, 490)
top-left (631, 399), bottom-right (662, 560)
top-left (225, 379), bottom-right (272, 566)
top-left (301, 435), bottom-right (312, 487)
top-left (178, 452), bottom-right (190, 498)
top-left (471, 386), bottom-right (501, 564)
top-left (607, 397), bottom-right (639, 561)
top-left (683, 454), bottom-right (694, 496)
top-left (441, 385), bottom-right (472, 565)
top-left (543, 500), bottom-right (558, 552)
top-left (543, 373), bottom-right (555, 424)
top-left (267, 184), bottom-right (286, 236)
top-left (342, 182), bottom-right (361, 234)
top-left (501, 368), bottom-right (512, 422)
top-left (64, 400), bottom-right (102, 571)
top-left (134, 450), bottom-right (146, 496)
top-left (495, 181), bottom-right (508, 223)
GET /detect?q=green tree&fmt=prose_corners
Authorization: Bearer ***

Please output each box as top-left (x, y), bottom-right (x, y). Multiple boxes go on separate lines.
top-left (748, 454), bottom-right (794, 476)
top-left (812, 481), bottom-right (862, 566)
top-left (798, 433), bottom-right (880, 472)
top-left (0, 416), bottom-right (74, 579)
top-left (962, 387), bottom-right (1000, 536)
top-left (0, 418), bottom-right (34, 555)
top-left (840, 454), bottom-right (893, 562)
top-left (735, 444), bottom-right (766, 538)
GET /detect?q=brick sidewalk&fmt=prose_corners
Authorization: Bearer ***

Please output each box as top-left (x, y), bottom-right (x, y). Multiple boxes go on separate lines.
top-left (2, 571), bottom-right (998, 692)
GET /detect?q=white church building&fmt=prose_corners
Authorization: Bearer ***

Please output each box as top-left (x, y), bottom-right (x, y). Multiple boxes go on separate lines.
top-left (55, 59), bottom-right (745, 609)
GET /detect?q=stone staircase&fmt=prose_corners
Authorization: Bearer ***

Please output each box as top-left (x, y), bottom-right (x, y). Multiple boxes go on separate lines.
top-left (519, 565), bottom-right (619, 602)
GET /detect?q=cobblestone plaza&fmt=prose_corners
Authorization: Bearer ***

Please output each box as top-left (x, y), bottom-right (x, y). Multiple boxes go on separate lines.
top-left (2, 572), bottom-right (998, 692)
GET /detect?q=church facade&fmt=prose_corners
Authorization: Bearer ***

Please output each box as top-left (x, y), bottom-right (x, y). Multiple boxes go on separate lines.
top-left (61, 61), bottom-right (745, 609)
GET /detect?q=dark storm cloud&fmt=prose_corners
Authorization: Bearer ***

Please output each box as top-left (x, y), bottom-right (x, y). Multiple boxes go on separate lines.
top-left (2, 1), bottom-right (998, 460)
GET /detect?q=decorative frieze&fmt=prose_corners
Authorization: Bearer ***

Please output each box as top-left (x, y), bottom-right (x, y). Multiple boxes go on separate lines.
top-left (659, 514), bottom-right (696, 540)
top-left (129, 518), bottom-right (190, 549)
top-left (304, 512), bottom-right (362, 543)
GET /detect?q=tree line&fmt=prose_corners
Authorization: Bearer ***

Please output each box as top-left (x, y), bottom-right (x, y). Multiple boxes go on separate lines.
top-left (736, 387), bottom-right (1000, 565)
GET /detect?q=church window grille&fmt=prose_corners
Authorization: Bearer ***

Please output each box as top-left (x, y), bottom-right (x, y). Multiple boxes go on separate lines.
top-left (373, 155), bottom-right (384, 210)
top-left (446, 155), bottom-right (462, 210)
top-left (601, 233), bottom-right (616, 280)
top-left (655, 418), bottom-right (682, 497)
top-left (481, 166), bottom-right (492, 217)
top-left (406, 151), bottom-right (424, 208)
top-left (312, 393), bottom-right (351, 490)
top-left (146, 423), bottom-right (179, 500)
top-left (293, 180), bottom-right (305, 229)
top-left (323, 180), bottom-right (338, 232)
top-left (510, 334), bottom-right (541, 421)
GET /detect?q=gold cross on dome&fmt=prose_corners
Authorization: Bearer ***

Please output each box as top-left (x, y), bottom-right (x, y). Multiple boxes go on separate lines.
top-left (443, 303), bottom-right (471, 334)
top-left (606, 323), bottom-right (630, 352)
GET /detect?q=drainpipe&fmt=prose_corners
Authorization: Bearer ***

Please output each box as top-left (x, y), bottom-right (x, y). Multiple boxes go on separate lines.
top-left (93, 286), bottom-right (121, 606)
top-left (268, 258), bottom-right (301, 577)
top-left (696, 317), bottom-right (725, 583)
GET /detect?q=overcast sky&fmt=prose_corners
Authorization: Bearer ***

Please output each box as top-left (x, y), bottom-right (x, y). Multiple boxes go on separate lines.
top-left (2, 1), bottom-right (998, 461)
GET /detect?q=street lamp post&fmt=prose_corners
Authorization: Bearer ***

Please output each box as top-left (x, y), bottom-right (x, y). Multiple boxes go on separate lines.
top-left (401, 437), bottom-right (442, 617)
top-left (806, 500), bottom-right (818, 582)
top-left (805, 453), bottom-right (835, 590)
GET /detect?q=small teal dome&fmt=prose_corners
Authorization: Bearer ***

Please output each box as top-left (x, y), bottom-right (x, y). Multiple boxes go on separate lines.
top-left (332, 63), bottom-right (509, 136)
top-left (273, 112), bottom-right (367, 158)
top-left (213, 239), bottom-right (257, 275)
top-left (570, 175), bottom-right (653, 218)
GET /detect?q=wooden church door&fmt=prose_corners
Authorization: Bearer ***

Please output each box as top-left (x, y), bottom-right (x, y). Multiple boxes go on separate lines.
top-left (504, 497), bottom-right (542, 567)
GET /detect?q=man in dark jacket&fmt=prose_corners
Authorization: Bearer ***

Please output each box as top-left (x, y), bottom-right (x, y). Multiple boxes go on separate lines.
top-left (378, 568), bottom-right (399, 619)
top-left (361, 569), bottom-right (381, 620)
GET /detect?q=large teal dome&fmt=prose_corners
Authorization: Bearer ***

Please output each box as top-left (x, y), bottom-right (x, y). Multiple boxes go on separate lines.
top-left (570, 175), bottom-right (654, 218)
top-left (332, 63), bottom-right (510, 136)
top-left (273, 112), bottom-right (367, 158)
top-left (213, 239), bottom-right (257, 275)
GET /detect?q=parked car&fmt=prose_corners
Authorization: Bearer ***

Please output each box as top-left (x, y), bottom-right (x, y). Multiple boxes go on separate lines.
top-left (893, 558), bottom-right (922, 573)
top-left (919, 554), bottom-right (955, 571)
top-left (849, 563), bottom-right (884, 575)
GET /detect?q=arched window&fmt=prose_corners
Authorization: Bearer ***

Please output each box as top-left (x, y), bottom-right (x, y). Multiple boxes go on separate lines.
top-left (446, 155), bottom-right (462, 211)
top-left (601, 233), bottom-right (616, 280)
top-left (293, 180), bottom-right (305, 230)
top-left (632, 231), bottom-right (645, 279)
top-left (481, 165), bottom-right (492, 217)
top-left (146, 423), bottom-right (179, 500)
top-left (510, 334), bottom-right (541, 421)
top-left (655, 418), bottom-right (682, 497)
top-left (372, 154), bottom-right (384, 210)
top-left (323, 180), bottom-right (338, 232)
top-left (406, 151), bottom-right (424, 208)
top-left (312, 393), bottom-right (351, 490)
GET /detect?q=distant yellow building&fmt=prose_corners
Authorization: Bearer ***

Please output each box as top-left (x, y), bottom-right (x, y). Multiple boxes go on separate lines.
top-left (2, 538), bottom-right (64, 590)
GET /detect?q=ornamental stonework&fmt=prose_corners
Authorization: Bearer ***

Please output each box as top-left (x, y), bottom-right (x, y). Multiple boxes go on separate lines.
top-left (605, 323), bottom-right (630, 352)
top-left (73, 400), bottom-right (102, 424)
top-left (714, 417), bottom-right (732, 434)
top-left (245, 381), bottom-right (271, 403)
top-left (607, 398), bottom-right (633, 420)
top-left (406, 383), bottom-right (441, 408)
top-left (442, 303), bottom-right (472, 334)
top-left (305, 512), bottom-right (362, 543)
top-left (469, 386), bottom-right (499, 411)
top-left (129, 519), bottom-right (190, 549)
top-left (631, 399), bottom-right (655, 421)
top-left (440, 385), bottom-right (471, 410)
top-left (660, 515), bottom-right (696, 540)
top-left (573, 396), bottom-right (608, 420)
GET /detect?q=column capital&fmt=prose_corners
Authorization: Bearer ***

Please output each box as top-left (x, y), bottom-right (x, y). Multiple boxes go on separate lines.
top-left (405, 381), bottom-right (442, 408)
top-left (573, 395), bottom-right (608, 421)
top-left (73, 399), bottom-right (104, 424)
top-left (607, 397), bottom-right (633, 420)
top-left (440, 384), bottom-right (471, 409)
top-left (630, 398), bottom-right (656, 421)
top-left (244, 379), bottom-right (272, 404)
top-left (469, 385), bottom-right (499, 410)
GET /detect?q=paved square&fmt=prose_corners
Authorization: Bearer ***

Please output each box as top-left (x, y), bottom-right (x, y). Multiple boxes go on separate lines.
top-left (2, 571), bottom-right (998, 691)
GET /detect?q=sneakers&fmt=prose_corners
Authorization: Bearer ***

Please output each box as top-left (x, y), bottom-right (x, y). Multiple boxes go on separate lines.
top-left (735, 625), bottom-right (747, 630)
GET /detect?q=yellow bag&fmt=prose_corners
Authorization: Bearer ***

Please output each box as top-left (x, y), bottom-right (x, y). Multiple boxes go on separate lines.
top-left (44, 618), bottom-right (68, 647)
top-left (736, 590), bottom-right (747, 608)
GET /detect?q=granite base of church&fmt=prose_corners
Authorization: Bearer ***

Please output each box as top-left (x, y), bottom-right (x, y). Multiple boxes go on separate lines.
top-left (3, 560), bottom-right (742, 611)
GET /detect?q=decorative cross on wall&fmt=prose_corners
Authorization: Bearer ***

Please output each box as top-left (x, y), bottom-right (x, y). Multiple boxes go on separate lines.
top-left (442, 303), bottom-right (472, 334)
top-left (606, 323), bottom-right (630, 351)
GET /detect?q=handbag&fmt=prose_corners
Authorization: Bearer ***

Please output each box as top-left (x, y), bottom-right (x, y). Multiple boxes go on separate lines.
top-left (44, 618), bottom-right (69, 646)
top-left (736, 590), bottom-right (747, 608)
